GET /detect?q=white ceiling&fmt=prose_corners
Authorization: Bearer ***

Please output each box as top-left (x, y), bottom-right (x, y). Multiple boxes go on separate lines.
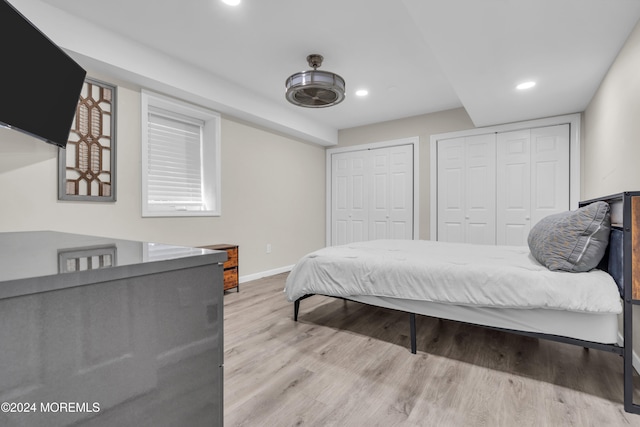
top-left (30, 0), bottom-right (640, 134)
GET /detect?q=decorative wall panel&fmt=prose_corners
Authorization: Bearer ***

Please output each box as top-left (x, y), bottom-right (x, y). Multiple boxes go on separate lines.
top-left (58, 78), bottom-right (116, 201)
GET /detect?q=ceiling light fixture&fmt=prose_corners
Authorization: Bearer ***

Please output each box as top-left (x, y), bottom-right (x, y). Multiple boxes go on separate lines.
top-left (355, 89), bottom-right (369, 97)
top-left (516, 81), bottom-right (536, 90)
top-left (222, 0), bottom-right (241, 6)
top-left (285, 54), bottom-right (346, 108)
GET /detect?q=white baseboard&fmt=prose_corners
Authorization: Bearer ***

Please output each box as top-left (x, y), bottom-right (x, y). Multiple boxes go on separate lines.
top-left (239, 265), bottom-right (294, 284)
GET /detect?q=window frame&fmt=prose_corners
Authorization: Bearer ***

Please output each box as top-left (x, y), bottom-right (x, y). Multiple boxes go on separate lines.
top-left (141, 90), bottom-right (221, 217)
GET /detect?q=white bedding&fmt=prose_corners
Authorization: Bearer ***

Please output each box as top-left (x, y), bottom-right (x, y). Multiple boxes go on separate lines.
top-left (284, 240), bottom-right (622, 314)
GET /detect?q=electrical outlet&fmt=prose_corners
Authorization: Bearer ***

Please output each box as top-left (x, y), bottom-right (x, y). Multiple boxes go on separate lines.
top-left (266, 243), bottom-right (272, 254)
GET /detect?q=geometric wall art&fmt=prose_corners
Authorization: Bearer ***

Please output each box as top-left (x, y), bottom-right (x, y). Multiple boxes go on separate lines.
top-left (58, 77), bottom-right (117, 201)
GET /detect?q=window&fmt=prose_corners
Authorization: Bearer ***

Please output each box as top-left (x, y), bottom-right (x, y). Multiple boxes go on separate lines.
top-left (141, 90), bottom-right (221, 217)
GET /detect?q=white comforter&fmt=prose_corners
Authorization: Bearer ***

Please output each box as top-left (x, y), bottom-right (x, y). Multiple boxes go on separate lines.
top-left (284, 240), bottom-right (622, 314)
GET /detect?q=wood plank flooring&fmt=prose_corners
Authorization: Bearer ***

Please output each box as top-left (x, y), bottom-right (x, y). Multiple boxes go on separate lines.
top-left (224, 273), bottom-right (640, 426)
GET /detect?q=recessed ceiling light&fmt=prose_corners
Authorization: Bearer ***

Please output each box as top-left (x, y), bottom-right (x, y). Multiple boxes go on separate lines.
top-left (222, 0), bottom-right (241, 6)
top-left (516, 81), bottom-right (536, 90)
top-left (355, 89), bottom-right (369, 97)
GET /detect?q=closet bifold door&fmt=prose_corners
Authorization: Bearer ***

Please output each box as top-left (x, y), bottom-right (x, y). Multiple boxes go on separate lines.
top-left (496, 129), bottom-right (532, 246)
top-left (332, 150), bottom-right (369, 246)
top-left (436, 137), bottom-right (466, 243)
top-left (437, 133), bottom-right (496, 245)
top-left (369, 145), bottom-right (414, 241)
top-left (331, 144), bottom-right (414, 246)
top-left (529, 125), bottom-right (570, 225)
top-left (496, 124), bottom-right (570, 246)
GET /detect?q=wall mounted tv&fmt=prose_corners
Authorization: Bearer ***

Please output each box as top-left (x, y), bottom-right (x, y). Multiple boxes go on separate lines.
top-left (0, 0), bottom-right (86, 148)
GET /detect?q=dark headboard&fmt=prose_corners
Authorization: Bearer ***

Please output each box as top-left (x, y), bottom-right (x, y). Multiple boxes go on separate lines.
top-left (580, 191), bottom-right (640, 299)
top-left (599, 228), bottom-right (624, 297)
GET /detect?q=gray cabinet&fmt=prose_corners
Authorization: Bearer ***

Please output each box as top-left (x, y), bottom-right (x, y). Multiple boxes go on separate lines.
top-left (0, 232), bottom-right (226, 427)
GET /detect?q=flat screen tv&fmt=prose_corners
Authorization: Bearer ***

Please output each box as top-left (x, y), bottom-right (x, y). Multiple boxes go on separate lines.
top-left (0, 0), bottom-right (86, 148)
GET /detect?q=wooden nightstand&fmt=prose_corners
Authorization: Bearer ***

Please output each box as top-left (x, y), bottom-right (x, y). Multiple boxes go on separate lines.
top-left (201, 244), bottom-right (239, 292)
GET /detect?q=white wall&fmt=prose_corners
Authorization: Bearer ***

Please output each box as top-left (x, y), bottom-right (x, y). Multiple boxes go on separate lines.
top-left (0, 81), bottom-right (326, 279)
top-left (583, 18), bottom-right (640, 369)
top-left (583, 21), bottom-right (640, 197)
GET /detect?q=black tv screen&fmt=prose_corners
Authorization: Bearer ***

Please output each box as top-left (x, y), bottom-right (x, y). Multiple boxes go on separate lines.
top-left (0, 0), bottom-right (86, 148)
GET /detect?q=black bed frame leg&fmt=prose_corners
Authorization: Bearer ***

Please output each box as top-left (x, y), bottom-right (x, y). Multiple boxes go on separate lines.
top-left (410, 313), bottom-right (417, 354)
top-left (294, 299), bottom-right (300, 321)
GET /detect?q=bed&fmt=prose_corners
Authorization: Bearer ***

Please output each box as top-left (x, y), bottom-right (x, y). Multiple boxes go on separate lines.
top-left (284, 191), bottom-right (640, 414)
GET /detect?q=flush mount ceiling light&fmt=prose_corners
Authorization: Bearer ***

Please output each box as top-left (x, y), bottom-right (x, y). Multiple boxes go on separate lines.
top-left (285, 54), bottom-right (345, 108)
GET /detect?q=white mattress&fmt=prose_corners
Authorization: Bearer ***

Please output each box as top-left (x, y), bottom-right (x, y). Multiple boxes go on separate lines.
top-left (284, 239), bottom-right (622, 314)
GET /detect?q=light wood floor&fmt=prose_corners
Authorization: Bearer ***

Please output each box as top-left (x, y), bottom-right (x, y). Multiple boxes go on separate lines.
top-left (224, 273), bottom-right (640, 426)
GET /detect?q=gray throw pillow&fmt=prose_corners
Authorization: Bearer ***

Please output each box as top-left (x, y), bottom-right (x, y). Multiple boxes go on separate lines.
top-left (527, 201), bottom-right (611, 272)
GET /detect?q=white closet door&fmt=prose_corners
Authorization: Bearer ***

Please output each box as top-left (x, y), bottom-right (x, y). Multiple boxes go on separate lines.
top-left (370, 145), bottom-right (414, 240)
top-left (389, 145), bottom-right (414, 239)
top-left (497, 129), bottom-right (531, 246)
top-left (530, 124), bottom-right (570, 225)
top-left (332, 150), bottom-right (368, 245)
top-left (432, 115), bottom-right (578, 246)
top-left (331, 144), bottom-right (414, 245)
top-left (370, 148), bottom-right (390, 239)
top-left (437, 137), bottom-right (466, 243)
top-left (465, 134), bottom-right (496, 244)
top-left (496, 124), bottom-right (570, 246)
top-left (437, 134), bottom-right (496, 245)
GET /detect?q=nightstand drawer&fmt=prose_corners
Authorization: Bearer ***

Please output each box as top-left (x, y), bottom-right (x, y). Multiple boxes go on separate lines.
top-left (223, 268), bottom-right (238, 291)
top-left (224, 247), bottom-right (238, 269)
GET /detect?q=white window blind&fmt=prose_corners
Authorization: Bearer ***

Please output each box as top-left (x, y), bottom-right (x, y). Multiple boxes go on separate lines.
top-left (146, 108), bottom-right (204, 209)
top-left (141, 90), bottom-right (221, 217)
